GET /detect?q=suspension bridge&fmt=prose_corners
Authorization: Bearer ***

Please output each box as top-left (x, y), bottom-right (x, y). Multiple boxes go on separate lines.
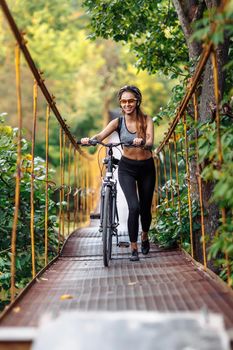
top-left (0, 0), bottom-right (232, 349)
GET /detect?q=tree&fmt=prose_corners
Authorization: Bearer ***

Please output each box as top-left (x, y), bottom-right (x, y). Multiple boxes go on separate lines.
top-left (0, 0), bottom-right (174, 174)
top-left (171, 0), bottom-right (231, 265)
top-left (82, 0), bottom-right (188, 76)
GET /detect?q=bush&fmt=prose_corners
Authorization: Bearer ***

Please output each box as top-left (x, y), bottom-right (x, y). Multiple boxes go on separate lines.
top-left (150, 180), bottom-right (200, 252)
top-left (0, 114), bottom-right (58, 310)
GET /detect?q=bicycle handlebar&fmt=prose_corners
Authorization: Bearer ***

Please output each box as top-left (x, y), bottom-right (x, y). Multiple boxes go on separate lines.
top-left (77, 139), bottom-right (145, 147)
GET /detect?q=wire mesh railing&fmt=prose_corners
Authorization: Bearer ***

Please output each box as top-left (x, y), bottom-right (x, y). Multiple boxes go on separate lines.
top-left (0, 0), bottom-right (100, 307)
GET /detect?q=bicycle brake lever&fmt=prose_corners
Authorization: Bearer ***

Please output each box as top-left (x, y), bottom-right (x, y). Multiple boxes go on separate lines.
top-left (89, 139), bottom-right (98, 146)
top-left (77, 139), bottom-right (98, 146)
top-left (125, 140), bottom-right (145, 147)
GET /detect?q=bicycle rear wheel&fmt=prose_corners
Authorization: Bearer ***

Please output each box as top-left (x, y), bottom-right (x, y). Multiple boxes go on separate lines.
top-left (102, 186), bottom-right (112, 267)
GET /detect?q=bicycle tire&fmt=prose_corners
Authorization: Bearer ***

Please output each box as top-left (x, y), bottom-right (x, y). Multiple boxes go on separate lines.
top-left (102, 186), bottom-right (112, 267)
top-left (109, 193), bottom-right (118, 259)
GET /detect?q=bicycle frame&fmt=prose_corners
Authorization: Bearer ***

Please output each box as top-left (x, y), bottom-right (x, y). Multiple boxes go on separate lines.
top-left (99, 145), bottom-right (119, 247)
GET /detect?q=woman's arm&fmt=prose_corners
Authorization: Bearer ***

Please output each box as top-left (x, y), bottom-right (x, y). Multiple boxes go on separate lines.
top-left (81, 118), bottom-right (119, 144)
top-left (91, 118), bottom-right (119, 141)
top-left (145, 116), bottom-right (154, 147)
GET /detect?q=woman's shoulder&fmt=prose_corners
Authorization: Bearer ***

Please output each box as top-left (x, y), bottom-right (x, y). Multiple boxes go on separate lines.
top-left (108, 117), bottom-right (121, 130)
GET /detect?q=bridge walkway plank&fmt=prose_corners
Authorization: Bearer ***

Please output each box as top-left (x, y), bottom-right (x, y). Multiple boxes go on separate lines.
top-left (0, 223), bottom-right (232, 330)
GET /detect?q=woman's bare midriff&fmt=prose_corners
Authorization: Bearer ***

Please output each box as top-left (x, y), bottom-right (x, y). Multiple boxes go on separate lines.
top-left (122, 147), bottom-right (152, 160)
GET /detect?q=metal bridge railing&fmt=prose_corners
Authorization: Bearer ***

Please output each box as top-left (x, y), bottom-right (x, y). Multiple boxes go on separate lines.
top-left (0, 0), bottom-right (100, 304)
top-left (153, 38), bottom-right (231, 286)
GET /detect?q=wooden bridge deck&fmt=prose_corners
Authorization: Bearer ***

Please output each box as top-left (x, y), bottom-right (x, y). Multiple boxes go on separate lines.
top-left (0, 221), bottom-right (233, 331)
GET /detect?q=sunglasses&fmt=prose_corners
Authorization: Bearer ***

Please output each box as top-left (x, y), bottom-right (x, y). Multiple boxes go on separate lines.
top-left (120, 98), bottom-right (137, 105)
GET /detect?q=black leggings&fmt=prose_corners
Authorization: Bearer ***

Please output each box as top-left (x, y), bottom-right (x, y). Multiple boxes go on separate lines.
top-left (118, 156), bottom-right (155, 243)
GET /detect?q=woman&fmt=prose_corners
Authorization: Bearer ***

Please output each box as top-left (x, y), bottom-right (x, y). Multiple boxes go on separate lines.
top-left (81, 85), bottom-right (155, 261)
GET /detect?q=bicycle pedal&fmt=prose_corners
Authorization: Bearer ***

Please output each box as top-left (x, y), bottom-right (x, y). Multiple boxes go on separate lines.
top-left (118, 241), bottom-right (130, 248)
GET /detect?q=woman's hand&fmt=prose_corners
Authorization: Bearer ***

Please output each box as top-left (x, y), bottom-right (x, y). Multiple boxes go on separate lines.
top-left (132, 138), bottom-right (144, 146)
top-left (81, 137), bottom-right (90, 145)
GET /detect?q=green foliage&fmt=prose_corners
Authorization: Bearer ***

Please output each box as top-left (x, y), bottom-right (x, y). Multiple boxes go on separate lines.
top-left (192, 4), bottom-right (233, 46)
top-left (151, 110), bottom-right (233, 286)
top-left (197, 121), bottom-right (218, 163)
top-left (150, 173), bottom-right (200, 251)
top-left (81, 0), bottom-right (233, 286)
top-left (1, 0), bottom-right (174, 174)
top-left (178, 114), bottom-right (232, 235)
top-left (191, 3), bottom-right (233, 96)
top-left (154, 83), bottom-right (186, 123)
top-left (198, 117), bottom-right (233, 209)
top-left (82, 0), bottom-right (188, 75)
top-left (191, 113), bottom-right (233, 285)
top-left (0, 115), bottom-right (58, 310)
top-left (208, 222), bottom-right (233, 286)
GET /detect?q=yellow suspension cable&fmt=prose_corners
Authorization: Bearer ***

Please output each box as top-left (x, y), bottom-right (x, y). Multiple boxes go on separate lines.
top-left (183, 113), bottom-right (194, 258)
top-left (67, 143), bottom-right (72, 236)
top-left (84, 161), bottom-right (88, 221)
top-left (11, 44), bottom-right (22, 301)
top-left (30, 79), bottom-right (37, 278)
top-left (168, 142), bottom-right (174, 205)
top-left (88, 161), bottom-right (93, 213)
top-left (80, 163), bottom-right (84, 225)
top-left (173, 132), bottom-right (181, 223)
top-left (84, 160), bottom-right (88, 219)
top-left (73, 149), bottom-right (78, 230)
top-left (211, 51), bottom-right (223, 164)
top-left (91, 155), bottom-right (99, 215)
top-left (44, 105), bottom-right (50, 266)
top-left (193, 93), bottom-right (207, 269)
top-left (76, 156), bottom-right (80, 227)
top-left (62, 133), bottom-right (66, 238)
top-left (83, 160), bottom-right (87, 223)
top-left (162, 149), bottom-right (169, 207)
top-left (88, 161), bottom-right (92, 217)
top-left (158, 156), bottom-right (162, 202)
top-left (58, 127), bottom-right (63, 251)
top-left (154, 157), bottom-right (159, 216)
top-left (211, 49), bottom-right (230, 285)
top-left (87, 160), bottom-right (91, 218)
top-left (180, 139), bottom-right (185, 162)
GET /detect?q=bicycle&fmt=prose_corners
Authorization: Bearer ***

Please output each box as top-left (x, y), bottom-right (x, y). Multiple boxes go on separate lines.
top-left (78, 139), bottom-right (130, 267)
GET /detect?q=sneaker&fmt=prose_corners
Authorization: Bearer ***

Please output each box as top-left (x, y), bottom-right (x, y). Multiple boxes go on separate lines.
top-left (129, 249), bottom-right (139, 262)
top-left (141, 239), bottom-right (150, 255)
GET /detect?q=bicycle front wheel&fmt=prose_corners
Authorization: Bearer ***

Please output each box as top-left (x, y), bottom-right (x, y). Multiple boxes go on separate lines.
top-left (102, 186), bottom-right (112, 267)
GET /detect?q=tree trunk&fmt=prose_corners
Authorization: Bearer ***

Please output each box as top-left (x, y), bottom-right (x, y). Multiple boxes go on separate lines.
top-left (172, 0), bottom-right (204, 60)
